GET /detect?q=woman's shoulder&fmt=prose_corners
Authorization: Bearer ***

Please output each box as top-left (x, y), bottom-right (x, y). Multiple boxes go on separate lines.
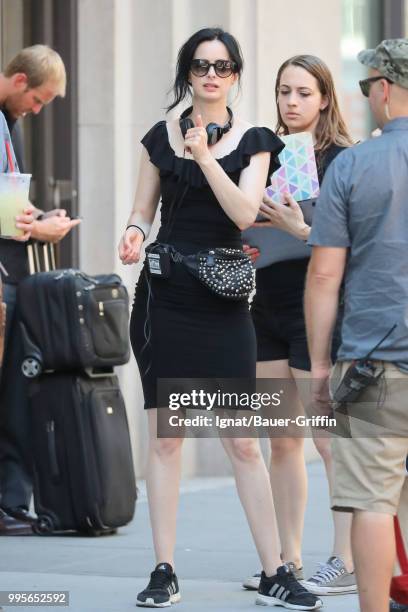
top-left (141, 120), bottom-right (168, 147)
top-left (139, 121), bottom-right (174, 179)
top-left (215, 120), bottom-right (284, 181)
top-left (319, 142), bottom-right (350, 178)
top-left (327, 142), bottom-right (349, 157)
top-left (232, 123), bottom-right (285, 179)
top-left (233, 120), bottom-right (284, 155)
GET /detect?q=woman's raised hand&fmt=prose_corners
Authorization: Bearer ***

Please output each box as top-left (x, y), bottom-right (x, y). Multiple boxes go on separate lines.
top-left (118, 227), bottom-right (144, 265)
top-left (184, 114), bottom-right (211, 164)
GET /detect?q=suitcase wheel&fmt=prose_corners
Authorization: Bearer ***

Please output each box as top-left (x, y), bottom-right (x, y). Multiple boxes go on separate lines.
top-left (21, 357), bottom-right (43, 378)
top-left (33, 514), bottom-right (55, 535)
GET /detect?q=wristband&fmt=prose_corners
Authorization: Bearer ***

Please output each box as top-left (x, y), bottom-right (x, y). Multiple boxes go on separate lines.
top-left (126, 224), bottom-right (146, 241)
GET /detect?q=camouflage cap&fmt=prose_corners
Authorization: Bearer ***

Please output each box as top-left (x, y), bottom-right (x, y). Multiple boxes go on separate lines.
top-left (358, 38), bottom-right (408, 89)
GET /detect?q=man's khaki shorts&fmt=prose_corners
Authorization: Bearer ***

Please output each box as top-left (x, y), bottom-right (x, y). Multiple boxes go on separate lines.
top-left (331, 360), bottom-right (408, 514)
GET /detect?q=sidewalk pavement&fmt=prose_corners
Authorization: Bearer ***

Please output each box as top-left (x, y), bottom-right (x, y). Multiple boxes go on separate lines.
top-left (1, 460), bottom-right (359, 612)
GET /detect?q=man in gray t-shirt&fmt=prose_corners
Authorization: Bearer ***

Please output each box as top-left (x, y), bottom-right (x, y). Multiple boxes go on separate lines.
top-left (305, 39), bottom-right (408, 612)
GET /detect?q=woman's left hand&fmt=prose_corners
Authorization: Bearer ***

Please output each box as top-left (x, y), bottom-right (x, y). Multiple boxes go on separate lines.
top-left (184, 114), bottom-right (212, 164)
top-left (254, 192), bottom-right (310, 240)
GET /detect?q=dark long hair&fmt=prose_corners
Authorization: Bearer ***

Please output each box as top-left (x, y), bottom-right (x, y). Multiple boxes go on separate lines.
top-left (167, 27), bottom-right (243, 112)
top-left (275, 55), bottom-right (353, 152)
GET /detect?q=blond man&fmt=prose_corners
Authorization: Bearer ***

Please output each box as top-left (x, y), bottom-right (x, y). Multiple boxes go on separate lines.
top-left (0, 46), bottom-right (79, 534)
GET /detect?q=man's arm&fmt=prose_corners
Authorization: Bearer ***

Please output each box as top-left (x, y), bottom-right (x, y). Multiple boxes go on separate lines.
top-left (304, 246), bottom-right (347, 414)
top-left (304, 150), bottom-right (352, 372)
top-left (305, 246), bottom-right (347, 373)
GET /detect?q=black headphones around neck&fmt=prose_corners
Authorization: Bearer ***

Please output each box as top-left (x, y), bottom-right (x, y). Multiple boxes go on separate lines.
top-left (179, 106), bottom-right (234, 146)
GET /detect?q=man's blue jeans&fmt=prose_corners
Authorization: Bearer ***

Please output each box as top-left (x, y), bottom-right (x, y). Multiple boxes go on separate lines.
top-left (0, 283), bottom-right (32, 510)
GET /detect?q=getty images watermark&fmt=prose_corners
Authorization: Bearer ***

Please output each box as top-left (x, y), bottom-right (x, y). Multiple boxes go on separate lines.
top-left (157, 377), bottom-right (407, 438)
top-left (155, 381), bottom-right (339, 438)
top-left (167, 389), bottom-right (335, 429)
top-left (168, 389), bottom-right (282, 410)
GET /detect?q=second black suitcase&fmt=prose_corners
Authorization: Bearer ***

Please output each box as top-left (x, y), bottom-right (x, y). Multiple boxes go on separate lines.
top-left (29, 373), bottom-right (137, 535)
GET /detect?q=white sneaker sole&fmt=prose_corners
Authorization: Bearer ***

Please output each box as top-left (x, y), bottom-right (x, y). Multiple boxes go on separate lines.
top-left (243, 577), bottom-right (261, 590)
top-left (301, 580), bottom-right (357, 595)
top-left (256, 593), bottom-right (323, 609)
top-left (136, 593), bottom-right (181, 607)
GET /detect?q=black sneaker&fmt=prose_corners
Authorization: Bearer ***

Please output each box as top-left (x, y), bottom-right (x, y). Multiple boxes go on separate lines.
top-left (256, 565), bottom-right (322, 609)
top-left (243, 563), bottom-right (304, 591)
top-left (136, 563), bottom-right (180, 608)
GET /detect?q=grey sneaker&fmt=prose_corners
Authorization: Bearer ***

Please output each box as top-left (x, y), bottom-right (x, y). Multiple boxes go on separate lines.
top-left (243, 562), bottom-right (304, 590)
top-left (302, 556), bottom-right (357, 595)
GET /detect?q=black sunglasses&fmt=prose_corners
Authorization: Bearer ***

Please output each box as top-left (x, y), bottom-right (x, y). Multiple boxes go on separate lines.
top-left (190, 59), bottom-right (237, 78)
top-left (359, 76), bottom-right (394, 97)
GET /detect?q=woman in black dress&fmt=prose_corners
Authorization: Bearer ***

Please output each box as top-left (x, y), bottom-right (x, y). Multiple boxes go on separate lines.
top-left (119, 30), bottom-right (321, 610)
top-left (243, 55), bottom-right (355, 597)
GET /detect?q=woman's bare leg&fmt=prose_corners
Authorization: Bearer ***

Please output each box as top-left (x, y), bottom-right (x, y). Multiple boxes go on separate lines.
top-left (312, 434), bottom-right (353, 571)
top-left (258, 359), bottom-right (308, 568)
top-left (221, 435), bottom-right (282, 576)
top-left (146, 409), bottom-right (184, 568)
top-left (290, 365), bottom-right (354, 571)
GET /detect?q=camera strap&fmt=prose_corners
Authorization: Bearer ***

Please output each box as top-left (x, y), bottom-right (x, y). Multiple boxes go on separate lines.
top-left (140, 154), bottom-right (190, 377)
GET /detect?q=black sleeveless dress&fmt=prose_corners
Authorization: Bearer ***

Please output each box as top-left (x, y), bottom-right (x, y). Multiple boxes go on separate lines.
top-left (130, 121), bottom-right (284, 408)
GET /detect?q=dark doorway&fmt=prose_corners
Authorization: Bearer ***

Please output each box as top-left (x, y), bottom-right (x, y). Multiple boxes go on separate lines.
top-left (0, 0), bottom-right (78, 268)
top-left (27, 0), bottom-right (79, 268)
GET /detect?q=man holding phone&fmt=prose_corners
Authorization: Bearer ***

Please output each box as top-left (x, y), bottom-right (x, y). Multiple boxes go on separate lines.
top-left (0, 46), bottom-right (80, 534)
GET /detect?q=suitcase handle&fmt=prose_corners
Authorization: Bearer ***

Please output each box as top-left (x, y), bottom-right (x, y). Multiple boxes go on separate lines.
top-left (54, 269), bottom-right (121, 285)
top-left (46, 421), bottom-right (60, 482)
top-left (84, 367), bottom-right (116, 379)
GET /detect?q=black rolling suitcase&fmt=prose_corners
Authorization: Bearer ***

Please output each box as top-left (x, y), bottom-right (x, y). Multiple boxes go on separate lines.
top-left (29, 372), bottom-right (137, 535)
top-left (18, 269), bottom-right (130, 378)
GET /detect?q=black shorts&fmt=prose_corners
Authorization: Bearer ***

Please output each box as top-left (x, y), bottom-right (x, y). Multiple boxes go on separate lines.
top-left (251, 294), bottom-right (341, 372)
top-left (252, 260), bottom-right (341, 372)
top-left (251, 298), bottom-right (311, 370)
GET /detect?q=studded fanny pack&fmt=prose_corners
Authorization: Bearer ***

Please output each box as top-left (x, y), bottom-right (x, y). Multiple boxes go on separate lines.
top-left (146, 242), bottom-right (254, 301)
top-left (181, 247), bottom-right (254, 301)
